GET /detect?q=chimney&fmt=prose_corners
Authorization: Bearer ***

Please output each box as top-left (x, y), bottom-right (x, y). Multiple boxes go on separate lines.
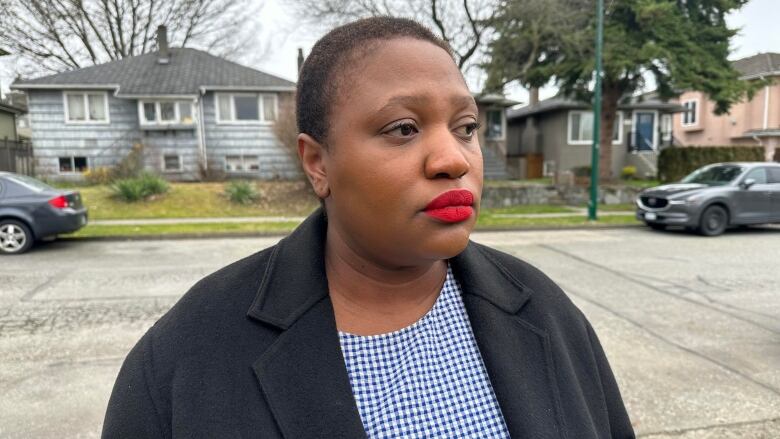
top-left (157, 25), bottom-right (170, 64)
top-left (297, 48), bottom-right (304, 74)
top-left (529, 87), bottom-right (539, 106)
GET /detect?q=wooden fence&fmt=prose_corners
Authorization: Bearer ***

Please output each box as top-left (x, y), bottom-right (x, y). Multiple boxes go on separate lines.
top-left (0, 137), bottom-right (34, 176)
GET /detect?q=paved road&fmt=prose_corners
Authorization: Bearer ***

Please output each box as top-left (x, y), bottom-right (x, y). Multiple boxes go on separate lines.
top-left (1, 226), bottom-right (778, 438)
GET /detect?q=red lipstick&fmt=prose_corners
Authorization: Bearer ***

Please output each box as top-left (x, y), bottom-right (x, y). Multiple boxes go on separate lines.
top-left (424, 189), bottom-right (474, 223)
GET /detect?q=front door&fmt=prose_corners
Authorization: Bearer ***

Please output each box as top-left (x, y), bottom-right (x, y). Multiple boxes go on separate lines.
top-left (634, 112), bottom-right (655, 151)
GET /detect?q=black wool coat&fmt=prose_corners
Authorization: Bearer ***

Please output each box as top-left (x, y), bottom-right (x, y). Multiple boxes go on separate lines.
top-left (103, 210), bottom-right (635, 438)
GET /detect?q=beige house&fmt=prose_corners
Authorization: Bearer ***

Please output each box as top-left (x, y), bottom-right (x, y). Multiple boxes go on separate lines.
top-left (674, 53), bottom-right (780, 161)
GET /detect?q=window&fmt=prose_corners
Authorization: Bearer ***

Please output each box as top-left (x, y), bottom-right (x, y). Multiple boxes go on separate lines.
top-left (215, 93), bottom-right (277, 123)
top-left (661, 114), bottom-right (672, 142)
top-left (486, 110), bottom-right (504, 139)
top-left (767, 167), bottom-right (780, 184)
top-left (64, 92), bottom-right (108, 123)
top-left (59, 156), bottom-right (88, 173)
top-left (682, 100), bottom-right (698, 126)
top-left (743, 167), bottom-right (767, 185)
top-left (163, 155), bottom-right (182, 172)
top-left (138, 100), bottom-right (195, 125)
top-left (224, 155), bottom-right (260, 172)
top-left (568, 111), bottom-right (622, 145)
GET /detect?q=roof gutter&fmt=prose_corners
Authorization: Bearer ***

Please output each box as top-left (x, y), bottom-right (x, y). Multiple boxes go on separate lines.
top-left (10, 83), bottom-right (121, 91)
top-left (199, 85), bottom-right (296, 93)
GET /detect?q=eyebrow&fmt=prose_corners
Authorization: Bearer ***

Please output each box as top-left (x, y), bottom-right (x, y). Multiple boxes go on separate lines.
top-left (374, 94), bottom-right (478, 115)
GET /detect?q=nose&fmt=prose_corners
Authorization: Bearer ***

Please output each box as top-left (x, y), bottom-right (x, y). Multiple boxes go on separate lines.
top-left (423, 127), bottom-right (471, 179)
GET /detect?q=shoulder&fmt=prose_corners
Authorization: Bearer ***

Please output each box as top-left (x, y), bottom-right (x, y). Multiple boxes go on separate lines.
top-left (465, 241), bottom-right (589, 328)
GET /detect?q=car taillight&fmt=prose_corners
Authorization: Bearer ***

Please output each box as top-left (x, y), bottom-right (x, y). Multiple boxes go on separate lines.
top-left (48, 195), bottom-right (69, 209)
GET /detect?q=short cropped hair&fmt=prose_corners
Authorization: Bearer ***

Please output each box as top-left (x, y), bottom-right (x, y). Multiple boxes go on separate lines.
top-left (296, 17), bottom-right (452, 144)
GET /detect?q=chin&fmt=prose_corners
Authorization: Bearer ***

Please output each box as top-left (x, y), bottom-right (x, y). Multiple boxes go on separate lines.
top-left (422, 222), bottom-right (474, 260)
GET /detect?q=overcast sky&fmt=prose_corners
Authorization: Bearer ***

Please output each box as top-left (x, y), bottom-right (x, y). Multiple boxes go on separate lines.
top-left (2, 0), bottom-right (779, 103)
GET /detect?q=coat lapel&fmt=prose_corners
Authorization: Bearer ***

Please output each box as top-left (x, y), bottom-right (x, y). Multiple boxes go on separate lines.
top-left (247, 210), bottom-right (366, 438)
top-left (453, 244), bottom-right (566, 439)
top-left (252, 297), bottom-right (366, 438)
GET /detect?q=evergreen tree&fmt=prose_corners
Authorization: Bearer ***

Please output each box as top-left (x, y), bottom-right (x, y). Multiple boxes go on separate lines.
top-left (485, 0), bottom-right (757, 179)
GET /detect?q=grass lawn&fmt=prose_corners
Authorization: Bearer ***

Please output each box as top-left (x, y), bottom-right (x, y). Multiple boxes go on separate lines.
top-left (70, 221), bottom-right (303, 238)
top-left (477, 213), bottom-right (638, 228)
top-left (55, 181), bottom-right (642, 238)
top-left (74, 181), bottom-right (319, 219)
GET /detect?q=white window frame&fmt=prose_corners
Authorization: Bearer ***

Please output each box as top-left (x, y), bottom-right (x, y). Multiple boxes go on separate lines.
top-left (567, 110), bottom-right (623, 146)
top-left (215, 93), bottom-right (277, 125)
top-left (682, 99), bottom-right (698, 126)
top-left (63, 91), bottom-right (110, 124)
top-left (162, 154), bottom-right (183, 172)
top-left (57, 156), bottom-right (90, 174)
top-left (661, 113), bottom-right (673, 142)
top-left (224, 154), bottom-right (261, 173)
top-left (138, 100), bottom-right (196, 126)
top-left (485, 108), bottom-right (506, 141)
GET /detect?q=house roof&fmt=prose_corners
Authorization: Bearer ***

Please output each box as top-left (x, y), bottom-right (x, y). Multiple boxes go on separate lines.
top-left (507, 93), bottom-right (684, 120)
top-left (0, 102), bottom-right (24, 115)
top-left (0, 48), bottom-right (9, 56)
top-left (11, 48), bottom-right (296, 96)
top-left (473, 93), bottom-right (521, 107)
top-left (733, 52), bottom-right (780, 79)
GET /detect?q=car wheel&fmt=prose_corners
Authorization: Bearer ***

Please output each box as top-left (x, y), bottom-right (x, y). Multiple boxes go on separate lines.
top-left (647, 222), bottom-right (666, 231)
top-left (0, 220), bottom-right (34, 254)
top-left (698, 205), bottom-right (728, 237)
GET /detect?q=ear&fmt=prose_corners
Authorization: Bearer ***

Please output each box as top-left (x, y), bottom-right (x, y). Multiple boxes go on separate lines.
top-left (298, 133), bottom-right (330, 199)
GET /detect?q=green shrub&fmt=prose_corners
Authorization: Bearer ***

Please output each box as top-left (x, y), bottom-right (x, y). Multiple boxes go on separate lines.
top-left (224, 180), bottom-right (259, 205)
top-left (111, 172), bottom-right (169, 202)
top-left (620, 165), bottom-right (637, 180)
top-left (658, 146), bottom-right (764, 183)
top-left (571, 165), bottom-right (591, 177)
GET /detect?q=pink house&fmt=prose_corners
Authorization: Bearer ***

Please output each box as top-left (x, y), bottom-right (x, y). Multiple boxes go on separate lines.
top-left (674, 53), bottom-right (780, 162)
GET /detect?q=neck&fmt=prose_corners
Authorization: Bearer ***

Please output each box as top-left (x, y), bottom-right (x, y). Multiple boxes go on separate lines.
top-left (325, 224), bottom-right (447, 336)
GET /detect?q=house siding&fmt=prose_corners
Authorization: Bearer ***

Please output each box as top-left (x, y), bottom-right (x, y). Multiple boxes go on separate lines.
top-left (27, 90), bottom-right (142, 180)
top-left (201, 91), bottom-right (300, 179)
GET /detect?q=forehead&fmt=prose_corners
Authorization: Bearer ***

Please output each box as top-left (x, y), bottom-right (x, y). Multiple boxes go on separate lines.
top-left (331, 38), bottom-right (472, 113)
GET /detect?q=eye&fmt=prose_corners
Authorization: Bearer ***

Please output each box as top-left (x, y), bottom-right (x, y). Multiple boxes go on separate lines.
top-left (383, 120), bottom-right (419, 138)
top-left (454, 121), bottom-right (481, 139)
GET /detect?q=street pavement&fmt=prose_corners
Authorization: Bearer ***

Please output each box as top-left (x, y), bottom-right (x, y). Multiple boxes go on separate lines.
top-left (1, 226), bottom-right (778, 438)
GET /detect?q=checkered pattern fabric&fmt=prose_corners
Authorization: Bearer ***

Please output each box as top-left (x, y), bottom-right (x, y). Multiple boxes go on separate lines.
top-left (338, 265), bottom-right (510, 438)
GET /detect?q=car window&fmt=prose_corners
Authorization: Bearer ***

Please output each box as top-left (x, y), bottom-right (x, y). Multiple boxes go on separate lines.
top-left (743, 167), bottom-right (768, 184)
top-left (767, 167), bottom-right (780, 184)
top-left (5, 175), bottom-right (55, 193)
top-left (681, 165), bottom-right (743, 186)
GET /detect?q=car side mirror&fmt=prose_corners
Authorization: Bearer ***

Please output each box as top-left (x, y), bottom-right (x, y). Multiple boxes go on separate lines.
top-left (741, 178), bottom-right (756, 189)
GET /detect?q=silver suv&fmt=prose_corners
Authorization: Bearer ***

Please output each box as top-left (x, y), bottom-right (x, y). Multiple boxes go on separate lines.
top-left (636, 162), bottom-right (780, 236)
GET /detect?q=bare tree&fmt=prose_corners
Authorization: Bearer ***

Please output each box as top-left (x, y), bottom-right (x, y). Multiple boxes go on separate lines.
top-left (0, 0), bottom-right (260, 75)
top-left (290, 0), bottom-right (498, 72)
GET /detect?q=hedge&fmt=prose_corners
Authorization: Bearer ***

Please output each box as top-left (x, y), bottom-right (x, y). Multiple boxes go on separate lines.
top-left (657, 146), bottom-right (764, 183)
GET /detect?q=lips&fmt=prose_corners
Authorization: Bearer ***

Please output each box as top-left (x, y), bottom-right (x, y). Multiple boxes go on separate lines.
top-left (424, 189), bottom-right (474, 223)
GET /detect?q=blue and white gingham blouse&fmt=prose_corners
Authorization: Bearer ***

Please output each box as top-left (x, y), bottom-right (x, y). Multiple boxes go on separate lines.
top-left (338, 265), bottom-right (511, 438)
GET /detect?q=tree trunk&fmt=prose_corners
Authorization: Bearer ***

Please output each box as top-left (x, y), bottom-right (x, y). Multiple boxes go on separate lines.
top-left (599, 84), bottom-right (623, 181)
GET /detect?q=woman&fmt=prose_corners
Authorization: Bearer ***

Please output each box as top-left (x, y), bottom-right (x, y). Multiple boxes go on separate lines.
top-left (103, 17), bottom-right (634, 438)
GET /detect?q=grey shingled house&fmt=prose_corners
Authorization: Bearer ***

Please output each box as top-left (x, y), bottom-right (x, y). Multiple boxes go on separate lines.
top-left (11, 26), bottom-right (298, 181)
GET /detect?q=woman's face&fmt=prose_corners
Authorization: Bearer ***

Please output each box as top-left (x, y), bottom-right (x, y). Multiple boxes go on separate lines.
top-left (314, 38), bottom-right (483, 267)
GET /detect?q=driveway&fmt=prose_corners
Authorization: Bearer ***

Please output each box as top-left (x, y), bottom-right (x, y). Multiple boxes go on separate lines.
top-left (1, 227), bottom-right (778, 438)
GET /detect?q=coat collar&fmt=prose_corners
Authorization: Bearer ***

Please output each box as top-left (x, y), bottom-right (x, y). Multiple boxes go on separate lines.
top-left (246, 208), bottom-right (534, 329)
top-left (248, 209), bottom-right (562, 438)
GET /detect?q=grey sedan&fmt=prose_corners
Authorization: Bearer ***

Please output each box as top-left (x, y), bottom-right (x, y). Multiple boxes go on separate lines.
top-left (0, 172), bottom-right (88, 254)
top-left (636, 162), bottom-right (780, 236)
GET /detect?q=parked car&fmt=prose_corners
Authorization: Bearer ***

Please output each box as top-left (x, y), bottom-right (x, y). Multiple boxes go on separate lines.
top-left (636, 162), bottom-right (780, 236)
top-left (0, 172), bottom-right (88, 254)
